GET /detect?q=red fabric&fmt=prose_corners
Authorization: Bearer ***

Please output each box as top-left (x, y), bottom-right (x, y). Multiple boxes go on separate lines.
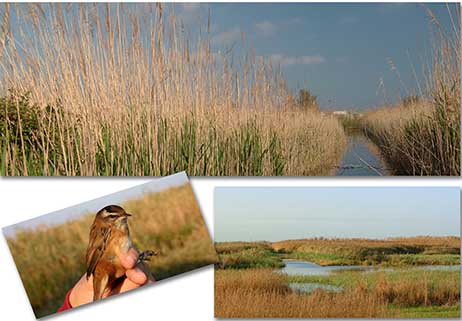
top-left (57, 288), bottom-right (73, 312)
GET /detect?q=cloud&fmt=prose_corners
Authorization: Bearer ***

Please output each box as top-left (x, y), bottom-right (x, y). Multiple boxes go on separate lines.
top-left (211, 27), bottom-right (241, 46)
top-left (270, 54), bottom-right (326, 66)
top-left (176, 3), bottom-right (208, 25)
top-left (255, 20), bottom-right (277, 36)
top-left (255, 18), bottom-right (303, 36)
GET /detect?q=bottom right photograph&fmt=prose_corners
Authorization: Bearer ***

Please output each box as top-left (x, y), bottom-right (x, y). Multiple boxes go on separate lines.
top-left (214, 187), bottom-right (461, 319)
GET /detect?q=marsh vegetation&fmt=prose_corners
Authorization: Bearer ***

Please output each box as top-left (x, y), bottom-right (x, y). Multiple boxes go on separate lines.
top-left (215, 237), bottom-right (460, 318)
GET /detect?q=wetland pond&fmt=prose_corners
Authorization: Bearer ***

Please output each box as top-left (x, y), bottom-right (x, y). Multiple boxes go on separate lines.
top-left (280, 259), bottom-right (460, 294)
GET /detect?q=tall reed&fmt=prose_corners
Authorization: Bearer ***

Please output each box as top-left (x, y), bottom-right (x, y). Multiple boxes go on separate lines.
top-left (0, 3), bottom-right (345, 176)
top-left (363, 6), bottom-right (460, 175)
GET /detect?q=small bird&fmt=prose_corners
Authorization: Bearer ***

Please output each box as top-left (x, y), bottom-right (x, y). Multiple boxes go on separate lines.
top-left (86, 205), bottom-right (155, 301)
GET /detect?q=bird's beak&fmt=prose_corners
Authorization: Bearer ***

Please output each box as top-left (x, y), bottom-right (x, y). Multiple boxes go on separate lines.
top-left (124, 213), bottom-right (132, 217)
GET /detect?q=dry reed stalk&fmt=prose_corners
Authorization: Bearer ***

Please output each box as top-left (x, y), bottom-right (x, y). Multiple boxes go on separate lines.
top-left (0, 3), bottom-right (346, 176)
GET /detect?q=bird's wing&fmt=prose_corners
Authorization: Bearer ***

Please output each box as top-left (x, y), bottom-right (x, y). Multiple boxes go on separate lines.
top-left (86, 224), bottom-right (111, 279)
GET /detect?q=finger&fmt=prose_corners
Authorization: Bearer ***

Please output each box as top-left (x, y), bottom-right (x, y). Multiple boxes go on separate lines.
top-left (119, 248), bottom-right (139, 269)
top-left (126, 267), bottom-right (148, 285)
top-left (119, 277), bottom-right (142, 293)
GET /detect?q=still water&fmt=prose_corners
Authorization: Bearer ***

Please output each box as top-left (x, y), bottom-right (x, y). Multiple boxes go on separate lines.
top-left (336, 135), bottom-right (388, 176)
top-left (281, 260), bottom-right (373, 276)
top-left (281, 259), bottom-right (460, 294)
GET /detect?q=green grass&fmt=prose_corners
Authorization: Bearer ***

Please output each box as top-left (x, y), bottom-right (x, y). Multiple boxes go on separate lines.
top-left (284, 252), bottom-right (354, 266)
top-left (394, 305), bottom-right (460, 318)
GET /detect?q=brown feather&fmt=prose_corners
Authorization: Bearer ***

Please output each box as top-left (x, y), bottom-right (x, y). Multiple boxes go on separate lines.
top-left (86, 223), bottom-right (111, 279)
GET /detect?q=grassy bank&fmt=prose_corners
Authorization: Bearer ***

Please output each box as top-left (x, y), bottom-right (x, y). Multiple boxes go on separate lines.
top-left (361, 9), bottom-right (460, 176)
top-left (272, 237), bottom-right (461, 266)
top-left (5, 184), bottom-right (217, 318)
top-left (215, 242), bottom-right (284, 269)
top-left (0, 3), bottom-right (346, 176)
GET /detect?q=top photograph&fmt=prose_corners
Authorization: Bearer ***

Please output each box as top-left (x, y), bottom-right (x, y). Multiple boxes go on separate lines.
top-left (0, 2), bottom-right (459, 176)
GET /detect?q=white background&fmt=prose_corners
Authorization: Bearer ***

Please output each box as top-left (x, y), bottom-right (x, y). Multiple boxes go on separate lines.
top-left (0, 176), bottom-right (460, 320)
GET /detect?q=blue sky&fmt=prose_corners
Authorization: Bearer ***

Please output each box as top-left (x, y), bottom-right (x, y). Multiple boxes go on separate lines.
top-left (176, 2), bottom-right (459, 109)
top-left (214, 187), bottom-right (460, 242)
top-left (2, 172), bottom-right (188, 237)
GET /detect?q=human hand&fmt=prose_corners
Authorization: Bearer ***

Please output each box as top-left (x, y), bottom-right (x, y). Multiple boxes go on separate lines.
top-left (69, 248), bottom-right (155, 307)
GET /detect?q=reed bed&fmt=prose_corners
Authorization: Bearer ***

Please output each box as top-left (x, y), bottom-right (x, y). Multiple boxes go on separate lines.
top-left (5, 184), bottom-right (217, 318)
top-left (215, 267), bottom-right (460, 317)
top-left (215, 269), bottom-right (391, 318)
top-left (0, 3), bottom-right (345, 176)
top-left (362, 7), bottom-right (460, 176)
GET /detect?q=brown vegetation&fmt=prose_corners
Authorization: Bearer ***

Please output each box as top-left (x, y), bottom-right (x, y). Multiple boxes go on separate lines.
top-left (0, 3), bottom-right (345, 176)
top-left (215, 269), bottom-right (390, 318)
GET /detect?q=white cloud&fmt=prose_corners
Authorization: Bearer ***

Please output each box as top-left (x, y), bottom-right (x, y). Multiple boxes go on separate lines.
top-left (211, 27), bottom-right (241, 46)
top-left (176, 3), bottom-right (207, 25)
top-left (255, 20), bottom-right (277, 36)
top-left (270, 54), bottom-right (326, 66)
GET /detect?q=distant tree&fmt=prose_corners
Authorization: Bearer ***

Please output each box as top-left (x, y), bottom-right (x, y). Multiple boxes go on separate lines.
top-left (297, 89), bottom-right (318, 111)
top-left (402, 95), bottom-right (420, 107)
top-left (286, 93), bottom-right (296, 108)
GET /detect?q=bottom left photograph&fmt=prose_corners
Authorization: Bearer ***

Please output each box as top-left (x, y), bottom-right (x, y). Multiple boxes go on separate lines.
top-left (2, 172), bottom-right (217, 319)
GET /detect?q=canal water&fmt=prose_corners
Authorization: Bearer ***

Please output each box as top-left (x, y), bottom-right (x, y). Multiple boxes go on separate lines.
top-left (335, 134), bottom-right (389, 176)
top-left (280, 259), bottom-right (460, 294)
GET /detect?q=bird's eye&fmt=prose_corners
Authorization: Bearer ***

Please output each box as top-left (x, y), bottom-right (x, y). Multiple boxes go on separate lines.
top-left (107, 214), bottom-right (118, 219)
